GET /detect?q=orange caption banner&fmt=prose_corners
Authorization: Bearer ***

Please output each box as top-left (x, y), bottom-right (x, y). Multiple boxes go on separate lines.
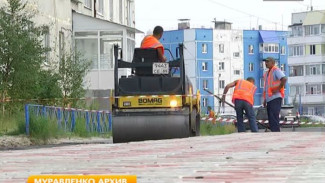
top-left (27, 175), bottom-right (136, 183)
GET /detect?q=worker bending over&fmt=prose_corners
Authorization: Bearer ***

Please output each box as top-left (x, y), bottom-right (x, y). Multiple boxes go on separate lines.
top-left (221, 77), bottom-right (258, 132)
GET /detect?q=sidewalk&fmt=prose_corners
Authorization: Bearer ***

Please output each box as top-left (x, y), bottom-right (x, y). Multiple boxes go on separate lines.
top-left (1, 132), bottom-right (325, 183)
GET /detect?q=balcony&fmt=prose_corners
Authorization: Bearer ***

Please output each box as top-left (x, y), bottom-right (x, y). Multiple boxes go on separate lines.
top-left (289, 95), bottom-right (325, 105)
top-left (288, 35), bottom-right (325, 45)
top-left (288, 55), bottom-right (325, 65)
top-left (289, 75), bottom-right (325, 84)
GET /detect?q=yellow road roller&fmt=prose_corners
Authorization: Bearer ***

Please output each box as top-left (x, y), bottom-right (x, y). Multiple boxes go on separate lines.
top-left (111, 44), bottom-right (200, 143)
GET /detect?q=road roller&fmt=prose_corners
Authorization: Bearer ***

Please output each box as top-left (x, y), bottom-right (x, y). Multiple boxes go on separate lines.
top-left (111, 44), bottom-right (200, 143)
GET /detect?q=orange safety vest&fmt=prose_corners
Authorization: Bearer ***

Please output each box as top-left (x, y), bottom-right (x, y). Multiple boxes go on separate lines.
top-left (208, 110), bottom-right (215, 118)
top-left (232, 79), bottom-right (256, 106)
top-left (263, 66), bottom-right (285, 99)
top-left (140, 35), bottom-right (164, 54)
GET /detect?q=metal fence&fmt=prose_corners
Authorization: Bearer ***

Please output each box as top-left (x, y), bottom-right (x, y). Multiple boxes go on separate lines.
top-left (24, 104), bottom-right (112, 136)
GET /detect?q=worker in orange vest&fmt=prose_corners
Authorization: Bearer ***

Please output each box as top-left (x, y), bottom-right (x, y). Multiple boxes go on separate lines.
top-left (263, 57), bottom-right (287, 132)
top-left (207, 106), bottom-right (216, 124)
top-left (221, 77), bottom-right (258, 132)
top-left (141, 26), bottom-right (167, 62)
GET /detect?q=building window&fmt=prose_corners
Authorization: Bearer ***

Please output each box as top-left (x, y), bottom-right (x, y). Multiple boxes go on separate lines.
top-left (290, 26), bottom-right (303, 37)
top-left (219, 62), bottom-right (224, 71)
top-left (260, 78), bottom-right (264, 88)
top-left (75, 30), bottom-right (123, 70)
top-left (306, 65), bottom-right (321, 75)
top-left (202, 98), bottom-right (208, 107)
top-left (306, 84), bottom-right (321, 95)
top-left (219, 80), bottom-right (225, 89)
top-left (119, 0), bottom-right (123, 24)
top-left (280, 64), bottom-right (285, 72)
top-left (43, 27), bottom-right (50, 63)
top-left (234, 70), bottom-right (240, 75)
top-left (289, 65), bottom-right (304, 76)
top-left (219, 44), bottom-right (224, 53)
top-left (249, 63), bottom-right (254, 72)
top-left (259, 44), bottom-right (263, 52)
top-left (84, 0), bottom-right (92, 9)
top-left (310, 45), bottom-right (316, 55)
top-left (202, 43), bottom-right (207, 53)
top-left (59, 31), bottom-right (64, 59)
top-left (305, 25), bottom-right (320, 36)
top-left (109, 0), bottom-right (114, 20)
top-left (322, 24), bottom-right (325, 34)
top-left (263, 44), bottom-right (279, 53)
top-left (305, 25), bottom-right (311, 36)
top-left (322, 84), bottom-right (325, 94)
top-left (126, 0), bottom-right (132, 26)
top-left (290, 85), bottom-right (303, 95)
top-left (97, 0), bottom-right (104, 15)
top-left (289, 45), bottom-right (304, 56)
top-left (322, 64), bottom-right (325, 74)
top-left (202, 62), bottom-right (208, 71)
top-left (281, 46), bottom-right (286, 55)
top-left (233, 52), bottom-right (240, 57)
top-left (203, 80), bottom-right (208, 89)
top-left (248, 45), bottom-right (254, 54)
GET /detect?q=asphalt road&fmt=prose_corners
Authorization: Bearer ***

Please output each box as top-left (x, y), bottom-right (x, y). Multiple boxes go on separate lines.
top-left (1, 131), bottom-right (325, 183)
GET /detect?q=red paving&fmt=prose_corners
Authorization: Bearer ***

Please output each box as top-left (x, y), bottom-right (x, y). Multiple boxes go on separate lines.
top-left (0, 132), bottom-right (325, 183)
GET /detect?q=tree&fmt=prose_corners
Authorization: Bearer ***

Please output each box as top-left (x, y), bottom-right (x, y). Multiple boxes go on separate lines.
top-left (58, 50), bottom-right (91, 108)
top-left (0, 0), bottom-right (48, 112)
top-left (0, 0), bottom-right (91, 112)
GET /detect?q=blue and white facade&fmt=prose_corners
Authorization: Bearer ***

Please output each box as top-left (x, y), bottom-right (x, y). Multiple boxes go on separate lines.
top-left (243, 30), bottom-right (289, 106)
top-left (161, 29), bottom-right (214, 114)
top-left (161, 28), bottom-right (289, 113)
top-left (161, 28), bottom-right (245, 114)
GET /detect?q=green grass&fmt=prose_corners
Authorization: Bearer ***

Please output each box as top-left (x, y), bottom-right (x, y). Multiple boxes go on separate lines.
top-left (298, 119), bottom-right (325, 128)
top-left (0, 112), bottom-right (25, 136)
top-left (299, 123), bottom-right (325, 128)
top-left (29, 115), bottom-right (64, 144)
top-left (1, 110), bottom-right (111, 144)
top-left (200, 122), bottom-right (237, 136)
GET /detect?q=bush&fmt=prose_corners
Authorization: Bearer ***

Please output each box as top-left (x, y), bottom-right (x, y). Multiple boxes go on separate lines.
top-left (29, 115), bottom-right (62, 143)
top-left (73, 117), bottom-right (89, 138)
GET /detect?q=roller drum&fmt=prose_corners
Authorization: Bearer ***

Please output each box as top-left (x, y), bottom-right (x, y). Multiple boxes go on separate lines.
top-left (112, 114), bottom-right (190, 143)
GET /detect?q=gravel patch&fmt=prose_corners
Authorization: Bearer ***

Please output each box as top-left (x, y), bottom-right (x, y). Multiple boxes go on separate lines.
top-left (0, 135), bottom-right (112, 150)
top-left (0, 135), bottom-right (32, 149)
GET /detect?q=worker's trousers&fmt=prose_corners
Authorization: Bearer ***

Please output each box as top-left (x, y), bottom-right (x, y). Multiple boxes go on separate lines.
top-left (234, 99), bottom-right (258, 132)
top-left (267, 98), bottom-right (282, 132)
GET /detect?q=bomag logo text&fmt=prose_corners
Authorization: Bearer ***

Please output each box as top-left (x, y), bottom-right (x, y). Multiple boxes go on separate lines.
top-left (138, 98), bottom-right (162, 105)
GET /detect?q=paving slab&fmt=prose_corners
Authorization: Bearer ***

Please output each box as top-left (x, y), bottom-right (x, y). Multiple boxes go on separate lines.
top-left (0, 132), bottom-right (325, 183)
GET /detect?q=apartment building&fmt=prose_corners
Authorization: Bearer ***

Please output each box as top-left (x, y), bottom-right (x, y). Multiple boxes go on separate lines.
top-left (213, 22), bottom-right (244, 113)
top-left (161, 21), bottom-right (244, 114)
top-left (243, 29), bottom-right (289, 106)
top-left (0, 0), bottom-right (139, 108)
top-left (161, 28), bottom-right (214, 114)
top-left (287, 10), bottom-right (325, 116)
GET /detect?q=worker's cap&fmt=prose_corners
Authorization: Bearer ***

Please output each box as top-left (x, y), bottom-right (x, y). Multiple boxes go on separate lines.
top-left (263, 57), bottom-right (275, 62)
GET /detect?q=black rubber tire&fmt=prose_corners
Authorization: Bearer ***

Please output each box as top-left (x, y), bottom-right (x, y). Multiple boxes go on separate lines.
top-left (190, 108), bottom-right (200, 136)
top-left (195, 113), bottom-right (201, 136)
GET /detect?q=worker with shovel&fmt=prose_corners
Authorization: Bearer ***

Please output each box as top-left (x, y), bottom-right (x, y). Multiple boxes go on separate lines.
top-left (221, 77), bottom-right (258, 132)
